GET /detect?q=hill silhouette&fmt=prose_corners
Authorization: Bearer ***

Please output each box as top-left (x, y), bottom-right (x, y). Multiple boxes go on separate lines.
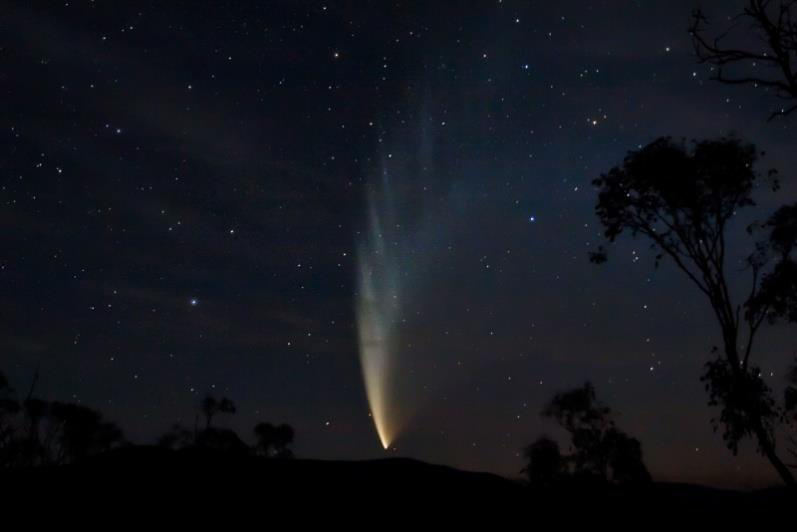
top-left (5, 446), bottom-right (791, 515)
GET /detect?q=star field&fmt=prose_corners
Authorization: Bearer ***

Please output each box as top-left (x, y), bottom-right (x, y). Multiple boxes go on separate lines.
top-left (2, 0), bottom-right (796, 489)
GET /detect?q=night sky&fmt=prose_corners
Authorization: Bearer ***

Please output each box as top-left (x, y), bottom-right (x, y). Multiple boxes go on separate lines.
top-left (3, 0), bottom-right (796, 489)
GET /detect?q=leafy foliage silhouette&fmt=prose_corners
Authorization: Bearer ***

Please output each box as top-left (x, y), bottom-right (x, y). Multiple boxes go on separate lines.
top-left (254, 423), bottom-right (295, 459)
top-left (157, 393), bottom-right (296, 459)
top-left (201, 395), bottom-right (237, 429)
top-left (521, 436), bottom-right (565, 489)
top-left (786, 360), bottom-right (797, 466)
top-left (157, 423), bottom-right (195, 450)
top-left (523, 382), bottom-right (651, 489)
top-left (591, 136), bottom-right (796, 485)
top-left (0, 370), bottom-right (125, 468)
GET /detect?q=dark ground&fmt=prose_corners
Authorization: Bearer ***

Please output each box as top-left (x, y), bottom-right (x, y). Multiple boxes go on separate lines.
top-left (3, 446), bottom-right (791, 518)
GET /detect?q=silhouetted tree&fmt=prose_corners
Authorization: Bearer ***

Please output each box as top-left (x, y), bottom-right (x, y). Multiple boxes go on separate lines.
top-left (521, 436), bottom-right (565, 488)
top-left (21, 397), bottom-right (49, 466)
top-left (0, 372), bottom-right (12, 397)
top-left (195, 427), bottom-right (249, 454)
top-left (545, 383), bottom-right (613, 480)
top-left (604, 427), bottom-right (652, 485)
top-left (590, 136), bottom-right (795, 486)
top-left (254, 422), bottom-right (295, 459)
top-left (46, 402), bottom-right (125, 464)
top-left (756, 205), bottom-right (797, 469)
top-left (544, 382), bottom-right (611, 434)
top-left (546, 383), bottom-right (649, 485)
top-left (157, 423), bottom-right (195, 450)
top-left (159, 396), bottom-right (270, 456)
top-left (201, 395), bottom-right (236, 429)
top-left (523, 382), bottom-right (650, 487)
top-left (0, 370), bottom-right (126, 468)
top-left (0, 372), bottom-right (20, 468)
top-left (786, 359), bottom-right (797, 468)
top-left (752, 204), bottom-right (797, 323)
top-left (691, 0), bottom-right (797, 120)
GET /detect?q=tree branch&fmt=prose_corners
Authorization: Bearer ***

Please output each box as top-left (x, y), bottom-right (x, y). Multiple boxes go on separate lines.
top-left (692, 1), bottom-right (797, 121)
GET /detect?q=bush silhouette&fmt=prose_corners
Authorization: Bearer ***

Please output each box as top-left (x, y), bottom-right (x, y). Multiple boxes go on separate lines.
top-left (521, 436), bottom-right (565, 488)
top-left (195, 427), bottom-right (249, 454)
top-left (0, 371), bottom-right (125, 467)
top-left (201, 395), bottom-right (237, 429)
top-left (524, 382), bottom-right (650, 488)
top-left (47, 401), bottom-right (125, 464)
top-left (254, 422), bottom-right (294, 459)
top-left (156, 394), bottom-right (296, 460)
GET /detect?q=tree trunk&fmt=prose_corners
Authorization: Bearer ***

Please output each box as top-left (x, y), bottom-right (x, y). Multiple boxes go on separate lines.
top-left (723, 332), bottom-right (796, 487)
top-left (752, 418), bottom-right (796, 487)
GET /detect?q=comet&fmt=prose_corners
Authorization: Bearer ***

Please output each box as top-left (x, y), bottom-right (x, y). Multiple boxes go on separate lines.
top-left (355, 123), bottom-right (447, 450)
top-left (356, 169), bottom-right (403, 449)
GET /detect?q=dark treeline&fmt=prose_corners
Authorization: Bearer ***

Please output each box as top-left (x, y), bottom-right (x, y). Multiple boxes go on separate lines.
top-left (157, 394), bottom-right (295, 459)
top-left (0, 370), bottom-right (124, 468)
top-left (2, 365), bottom-right (656, 495)
top-left (3, 364), bottom-right (795, 496)
top-left (0, 370), bottom-right (295, 469)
